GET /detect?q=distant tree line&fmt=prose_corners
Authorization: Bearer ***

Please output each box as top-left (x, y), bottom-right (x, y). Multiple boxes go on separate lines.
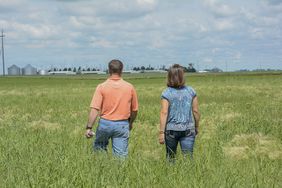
top-left (235, 68), bottom-right (281, 72)
top-left (204, 67), bottom-right (223, 72)
top-left (48, 63), bottom-right (201, 73)
top-left (132, 64), bottom-right (198, 72)
top-left (48, 67), bottom-right (100, 72)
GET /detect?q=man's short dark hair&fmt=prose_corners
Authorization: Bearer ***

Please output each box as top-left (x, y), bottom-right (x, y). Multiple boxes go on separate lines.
top-left (167, 64), bottom-right (185, 88)
top-left (108, 59), bottom-right (123, 75)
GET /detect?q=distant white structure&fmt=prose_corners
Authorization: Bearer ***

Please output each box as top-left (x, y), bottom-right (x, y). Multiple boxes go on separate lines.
top-left (38, 70), bottom-right (48, 75)
top-left (123, 70), bottom-right (141, 74)
top-left (80, 71), bottom-right (106, 75)
top-left (198, 70), bottom-right (208, 73)
top-left (48, 71), bottom-right (76, 75)
top-left (143, 70), bottom-right (167, 73)
top-left (8, 65), bottom-right (21, 75)
top-left (22, 64), bottom-right (37, 75)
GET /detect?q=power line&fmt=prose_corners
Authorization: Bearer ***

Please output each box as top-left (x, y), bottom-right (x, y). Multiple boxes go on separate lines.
top-left (0, 30), bottom-right (5, 76)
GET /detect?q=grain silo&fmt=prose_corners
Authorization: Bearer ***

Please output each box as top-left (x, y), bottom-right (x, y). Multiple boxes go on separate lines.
top-left (8, 65), bottom-right (21, 75)
top-left (22, 64), bottom-right (37, 75)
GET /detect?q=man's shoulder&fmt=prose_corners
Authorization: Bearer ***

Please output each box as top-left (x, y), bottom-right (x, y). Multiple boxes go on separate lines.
top-left (96, 80), bottom-right (108, 90)
top-left (120, 79), bottom-right (135, 89)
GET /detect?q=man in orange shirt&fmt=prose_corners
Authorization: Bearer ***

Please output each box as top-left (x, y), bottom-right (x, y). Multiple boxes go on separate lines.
top-left (85, 59), bottom-right (138, 157)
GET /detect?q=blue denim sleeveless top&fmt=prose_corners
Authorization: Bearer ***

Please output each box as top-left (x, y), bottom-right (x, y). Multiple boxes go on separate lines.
top-left (161, 86), bottom-right (196, 131)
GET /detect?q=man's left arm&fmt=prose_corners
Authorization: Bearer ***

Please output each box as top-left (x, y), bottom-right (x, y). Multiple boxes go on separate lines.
top-left (129, 111), bottom-right (137, 130)
top-left (129, 87), bottom-right (138, 130)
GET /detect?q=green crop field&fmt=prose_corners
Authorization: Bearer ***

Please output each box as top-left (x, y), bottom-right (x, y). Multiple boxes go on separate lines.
top-left (0, 72), bottom-right (281, 187)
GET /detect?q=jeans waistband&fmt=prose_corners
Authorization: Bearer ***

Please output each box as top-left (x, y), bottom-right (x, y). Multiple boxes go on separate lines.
top-left (100, 118), bottom-right (129, 123)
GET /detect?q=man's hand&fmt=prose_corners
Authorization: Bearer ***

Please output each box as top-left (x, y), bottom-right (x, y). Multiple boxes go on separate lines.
top-left (129, 123), bottom-right (133, 131)
top-left (85, 129), bottom-right (95, 138)
top-left (159, 133), bottom-right (165, 144)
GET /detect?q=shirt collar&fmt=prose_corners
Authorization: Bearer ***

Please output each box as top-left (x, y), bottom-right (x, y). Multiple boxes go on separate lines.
top-left (109, 74), bottom-right (122, 80)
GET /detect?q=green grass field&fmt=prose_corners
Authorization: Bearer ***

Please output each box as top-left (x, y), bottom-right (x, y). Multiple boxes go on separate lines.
top-left (0, 72), bottom-right (281, 187)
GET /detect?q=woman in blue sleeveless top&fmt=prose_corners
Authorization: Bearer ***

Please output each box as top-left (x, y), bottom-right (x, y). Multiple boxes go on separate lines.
top-left (159, 64), bottom-right (200, 161)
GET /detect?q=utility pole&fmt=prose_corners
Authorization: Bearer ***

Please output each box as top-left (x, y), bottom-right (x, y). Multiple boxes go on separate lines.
top-left (0, 30), bottom-right (5, 76)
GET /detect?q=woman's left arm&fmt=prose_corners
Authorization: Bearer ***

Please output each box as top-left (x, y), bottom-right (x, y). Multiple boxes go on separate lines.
top-left (192, 96), bottom-right (201, 135)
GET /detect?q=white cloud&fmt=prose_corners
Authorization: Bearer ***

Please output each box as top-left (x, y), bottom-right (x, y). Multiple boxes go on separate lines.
top-left (0, 0), bottom-right (24, 7)
top-left (249, 28), bottom-right (264, 39)
top-left (0, 0), bottom-right (282, 71)
top-left (214, 19), bottom-right (234, 31)
top-left (203, 0), bottom-right (236, 17)
top-left (234, 52), bottom-right (242, 60)
top-left (137, 0), bottom-right (157, 8)
top-left (90, 37), bottom-right (115, 48)
top-left (203, 58), bottom-right (213, 63)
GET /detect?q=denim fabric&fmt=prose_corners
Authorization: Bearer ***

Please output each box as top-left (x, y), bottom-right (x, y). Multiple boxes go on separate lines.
top-left (165, 130), bottom-right (195, 161)
top-left (94, 118), bottom-right (129, 157)
top-left (161, 86), bottom-right (196, 131)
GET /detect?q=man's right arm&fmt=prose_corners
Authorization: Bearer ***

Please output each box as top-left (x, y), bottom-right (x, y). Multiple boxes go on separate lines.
top-left (85, 85), bottom-right (102, 138)
top-left (85, 108), bottom-right (99, 138)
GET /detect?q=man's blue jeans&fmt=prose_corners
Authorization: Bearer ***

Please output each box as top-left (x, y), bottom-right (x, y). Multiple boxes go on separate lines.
top-left (165, 130), bottom-right (195, 161)
top-left (94, 118), bottom-right (129, 157)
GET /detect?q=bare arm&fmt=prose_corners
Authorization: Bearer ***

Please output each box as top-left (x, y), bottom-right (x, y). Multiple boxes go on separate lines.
top-left (129, 111), bottom-right (138, 130)
top-left (85, 108), bottom-right (99, 138)
top-left (192, 96), bottom-right (200, 134)
top-left (159, 99), bottom-right (169, 144)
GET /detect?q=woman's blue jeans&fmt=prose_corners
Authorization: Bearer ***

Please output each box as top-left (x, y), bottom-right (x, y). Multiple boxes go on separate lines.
top-left (93, 119), bottom-right (129, 157)
top-left (165, 129), bottom-right (195, 161)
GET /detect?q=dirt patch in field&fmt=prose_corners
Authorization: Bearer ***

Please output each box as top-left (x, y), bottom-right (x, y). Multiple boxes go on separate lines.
top-left (72, 126), bottom-right (84, 136)
top-left (0, 90), bottom-right (26, 96)
top-left (221, 112), bottom-right (241, 121)
top-left (223, 133), bottom-right (282, 160)
top-left (28, 120), bottom-right (61, 130)
top-left (200, 117), bottom-right (218, 140)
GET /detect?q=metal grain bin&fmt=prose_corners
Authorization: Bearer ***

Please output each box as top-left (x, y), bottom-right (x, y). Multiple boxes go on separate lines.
top-left (8, 65), bottom-right (21, 75)
top-left (22, 64), bottom-right (37, 75)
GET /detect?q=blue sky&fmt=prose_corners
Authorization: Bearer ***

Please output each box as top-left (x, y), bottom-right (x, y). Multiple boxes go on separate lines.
top-left (0, 0), bottom-right (282, 72)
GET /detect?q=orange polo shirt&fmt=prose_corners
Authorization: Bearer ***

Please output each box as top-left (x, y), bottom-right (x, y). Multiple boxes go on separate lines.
top-left (90, 75), bottom-right (138, 121)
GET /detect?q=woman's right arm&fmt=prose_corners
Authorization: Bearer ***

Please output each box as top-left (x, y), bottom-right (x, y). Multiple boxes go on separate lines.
top-left (159, 99), bottom-right (169, 144)
top-left (192, 96), bottom-right (200, 134)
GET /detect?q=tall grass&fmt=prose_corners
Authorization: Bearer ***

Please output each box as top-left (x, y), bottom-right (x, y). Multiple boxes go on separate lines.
top-left (0, 73), bottom-right (281, 187)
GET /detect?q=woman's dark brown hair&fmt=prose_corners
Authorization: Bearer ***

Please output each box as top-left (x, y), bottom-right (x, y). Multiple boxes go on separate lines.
top-left (167, 64), bottom-right (185, 88)
top-left (108, 59), bottom-right (123, 75)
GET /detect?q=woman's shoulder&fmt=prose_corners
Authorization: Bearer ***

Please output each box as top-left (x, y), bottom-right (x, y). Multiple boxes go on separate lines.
top-left (162, 87), bottom-right (171, 94)
top-left (184, 85), bottom-right (197, 96)
top-left (183, 85), bottom-right (194, 90)
top-left (161, 87), bottom-right (176, 97)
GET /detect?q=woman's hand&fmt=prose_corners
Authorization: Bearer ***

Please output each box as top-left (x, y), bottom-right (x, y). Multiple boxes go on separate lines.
top-left (195, 127), bottom-right (199, 136)
top-left (159, 133), bottom-right (165, 144)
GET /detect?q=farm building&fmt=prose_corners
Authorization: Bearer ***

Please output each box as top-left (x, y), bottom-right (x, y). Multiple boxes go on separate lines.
top-left (8, 65), bottom-right (21, 75)
top-left (22, 64), bottom-right (37, 75)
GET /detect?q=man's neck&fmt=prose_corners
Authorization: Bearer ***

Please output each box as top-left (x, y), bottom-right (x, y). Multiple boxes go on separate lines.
top-left (109, 74), bottom-right (122, 80)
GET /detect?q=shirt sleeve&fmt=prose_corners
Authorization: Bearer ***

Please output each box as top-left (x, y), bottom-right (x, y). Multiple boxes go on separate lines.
top-left (131, 87), bottom-right (138, 111)
top-left (90, 84), bottom-right (103, 110)
top-left (190, 87), bottom-right (197, 98)
top-left (161, 89), bottom-right (169, 101)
